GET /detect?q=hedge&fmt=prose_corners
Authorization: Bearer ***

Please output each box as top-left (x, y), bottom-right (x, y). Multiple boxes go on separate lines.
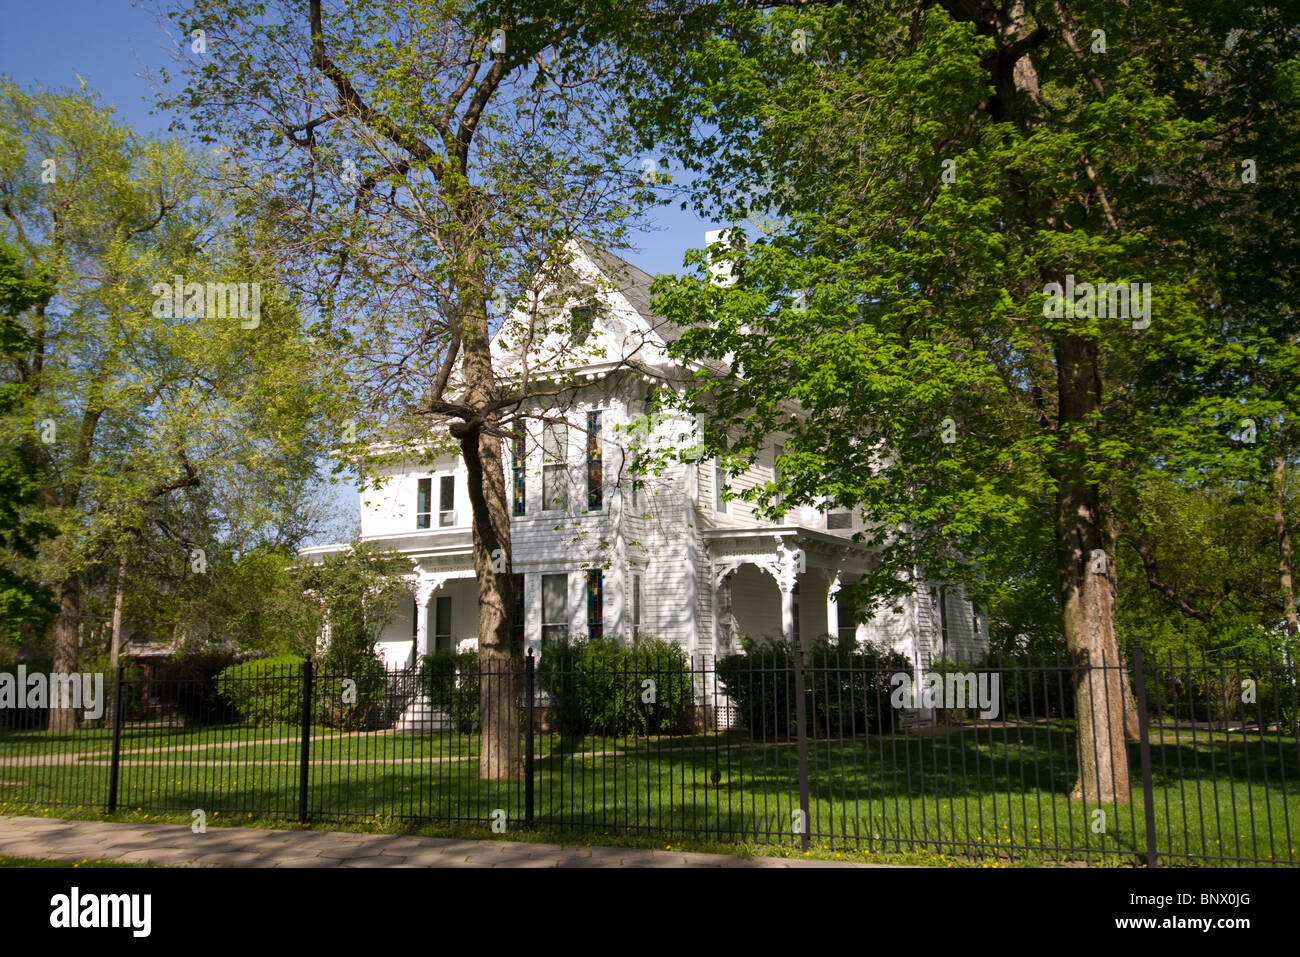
top-left (716, 635), bottom-right (913, 737)
top-left (419, 649), bottom-right (480, 732)
top-left (215, 655), bottom-right (305, 726)
top-left (537, 635), bottom-right (694, 737)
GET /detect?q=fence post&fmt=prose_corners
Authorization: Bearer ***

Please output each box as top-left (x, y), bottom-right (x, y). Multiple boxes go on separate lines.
top-left (107, 665), bottom-right (125, 813)
top-left (524, 649), bottom-right (535, 829)
top-left (298, 658), bottom-right (313, 825)
top-left (793, 640), bottom-right (811, 853)
top-left (1130, 638), bottom-right (1159, 868)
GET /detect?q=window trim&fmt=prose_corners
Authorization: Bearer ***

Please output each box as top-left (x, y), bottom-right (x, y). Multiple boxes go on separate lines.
top-left (542, 421), bottom-right (568, 512)
top-left (541, 573), bottom-right (569, 646)
top-left (416, 477), bottom-right (432, 529)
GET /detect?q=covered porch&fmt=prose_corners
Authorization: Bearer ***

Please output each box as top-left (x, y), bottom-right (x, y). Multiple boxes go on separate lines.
top-left (704, 527), bottom-right (878, 657)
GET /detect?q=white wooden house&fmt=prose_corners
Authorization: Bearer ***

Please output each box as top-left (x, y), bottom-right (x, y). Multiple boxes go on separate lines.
top-left (298, 239), bottom-right (987, 679)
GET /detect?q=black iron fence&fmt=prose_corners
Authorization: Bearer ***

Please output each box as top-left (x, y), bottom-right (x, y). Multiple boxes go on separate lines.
top-left (1, 647), bottom-right (1297, 866)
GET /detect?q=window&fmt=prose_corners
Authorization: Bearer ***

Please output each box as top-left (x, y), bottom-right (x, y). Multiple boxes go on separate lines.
top-left (571, 305), bottom-right (594, 345)
top-left (512, 426), bottom-right (526, 516)
top-left (434, 596), bottom-right (452, 653)
top-left (586, 570), bottom-right (603, 641)
top-left (416, 478), bottom-right (432, 529)
top-left (543, 421), bottom-right (568, 511)
top-left (411, 598), bottom-right (419, 639)
top-left (632, 574), bottom-right (642, 638)
top-left (973, 609), bottom-right (981, 636)
top-left (837, 601), bottom-right (856, 645)
top-left (439, 475), bottom-right (455, 526)
top-left (512, 574), bottom-right (525, 647)
top-left (715, 436), bottom-right (728, 513)
top-left (542, 574), bottom-right (568, 646)
top-left (937, 588), bottom-right (949, 661)
top-left (827, 510), bottom-right (852, 530)
top-left (586, 412), bottom-right (602, 511)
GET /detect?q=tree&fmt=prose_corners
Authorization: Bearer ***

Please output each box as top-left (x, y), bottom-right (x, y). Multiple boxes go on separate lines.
top-left (0, 240), bottom-right (57, 652)
top-left (614, 1), bottom-right (1300, 802)
top-left (0, 81), bottom-right (338, 729)
top-left (157, 0), bottom-right (661, 777)
top-left (298, 541), bottom-right (411, 666)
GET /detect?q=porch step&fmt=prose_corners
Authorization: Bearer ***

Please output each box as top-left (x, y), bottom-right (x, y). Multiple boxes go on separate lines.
top-left (393, 694), bottom-right (451, 733)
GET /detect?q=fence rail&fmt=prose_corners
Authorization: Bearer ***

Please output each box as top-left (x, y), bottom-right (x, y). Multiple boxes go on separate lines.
top-left (2, 647), bottom-right (1296, 866)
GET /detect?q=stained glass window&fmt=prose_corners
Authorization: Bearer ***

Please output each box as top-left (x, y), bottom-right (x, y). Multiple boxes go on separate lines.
top-left (587, 411), bottom-right (602, 510)
top-left (586, 570), bottom-right (603, 641)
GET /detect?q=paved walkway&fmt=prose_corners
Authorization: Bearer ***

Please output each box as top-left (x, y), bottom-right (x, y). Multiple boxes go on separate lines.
top-left (0, 816), bottom-right (889, 868)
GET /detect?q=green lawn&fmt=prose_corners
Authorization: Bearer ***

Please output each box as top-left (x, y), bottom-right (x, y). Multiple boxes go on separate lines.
top-left (0, 855), bottom-right (157, 868)
top-left (3, 720), bottom-right (1296, 867)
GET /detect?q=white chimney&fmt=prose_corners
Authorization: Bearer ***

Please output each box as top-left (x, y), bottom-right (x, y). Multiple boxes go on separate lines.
top-left (705, 229), bottom-right (738, 288)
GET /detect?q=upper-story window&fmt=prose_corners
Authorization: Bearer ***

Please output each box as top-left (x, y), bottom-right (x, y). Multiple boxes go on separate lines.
top-left (439, 475), bottom-right (455, 526)
top-left (586, 411), bottom-right (602, 511)
top-left (571, 305), bottom-right (594, 346)
top-left (826, 510), bottom-right (852, 530)
top-left (543, 421), bottom-right (568, 511)
top-left (512, 425), bottom-right (526, 516)
top-left (416, 478), bottom-right (432, 529)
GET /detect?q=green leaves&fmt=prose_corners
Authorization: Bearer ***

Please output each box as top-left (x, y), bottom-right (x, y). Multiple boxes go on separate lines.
top-left (0, 80), bottom-right (344, 658)
top-left (620, 1), bottom-right (1300, 642)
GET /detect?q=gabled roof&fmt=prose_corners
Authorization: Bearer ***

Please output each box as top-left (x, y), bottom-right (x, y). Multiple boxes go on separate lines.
top-left (577, 241), bottom-right (685, 348)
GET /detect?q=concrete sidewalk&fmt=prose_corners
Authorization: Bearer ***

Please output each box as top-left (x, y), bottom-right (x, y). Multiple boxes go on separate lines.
top-left (0, 816), bottom-right (888, 868)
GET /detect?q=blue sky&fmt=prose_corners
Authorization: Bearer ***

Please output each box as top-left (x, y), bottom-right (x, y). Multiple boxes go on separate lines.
top-left (1, 1), bottom-right (719, 544)
top-left (0, 1), bottom-right (716, 274)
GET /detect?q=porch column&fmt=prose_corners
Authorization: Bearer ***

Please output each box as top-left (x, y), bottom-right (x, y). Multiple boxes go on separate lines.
top-left (414, 576), bottom-right (436, 659)
top-left (826, 570), bottom-right (841, 641)
top-left (716, 569), bottom-right (737, 655)
top-left (780, 581), bottom-right (795, 644)
top-left (774, 538), bottom-right (804, 645)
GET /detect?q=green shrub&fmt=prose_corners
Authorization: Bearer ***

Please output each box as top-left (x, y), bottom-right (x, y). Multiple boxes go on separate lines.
top-left (153, 646), bottom-right (243, 725)
top-left (76, 653), bottom-right (139, 722)
top-left (537, 635), bottom-right (695, 737)
top-left (536, 634), bottom-right (588, 737)
top-left (215, 655), bottom-right (305, 726)
top-left (316, 654), bottom-right (390, 730)
top-left (419, 649), bottom-right (480, 732)
top-left (717, 635), bottom-right (912, 738)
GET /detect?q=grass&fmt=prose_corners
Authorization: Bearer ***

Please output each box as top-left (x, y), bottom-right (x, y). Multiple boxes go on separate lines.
top-left (3, 719), bottom-right (1297, 868)
top-left (0, 854), bottom-right (157, 868)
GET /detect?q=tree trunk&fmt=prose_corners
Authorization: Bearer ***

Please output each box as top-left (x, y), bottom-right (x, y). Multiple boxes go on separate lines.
top-left (106, 555), bottom-right (127, 727)
top-left (48, 578), bottom-right (81, 732)
top-left (463, 423), bottom-right (520, 780)
top-left (454, 236), bottom-right (521, 780)
top-left (1056, 335), bottom-right (1131, 804)
top-left (1274, 455), bottom-right (1298, 639)
top-left (1105, 520), bottom-right (1142, 740)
